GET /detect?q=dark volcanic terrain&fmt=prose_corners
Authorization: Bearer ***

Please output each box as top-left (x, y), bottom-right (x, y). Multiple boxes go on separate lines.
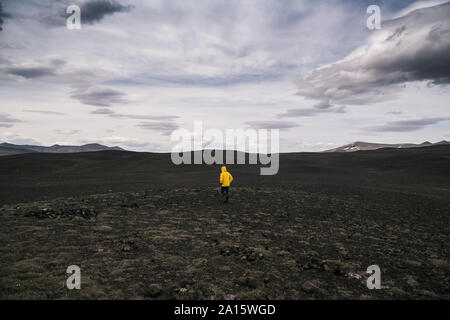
top-left (0, 146), bottom-right (449, 299)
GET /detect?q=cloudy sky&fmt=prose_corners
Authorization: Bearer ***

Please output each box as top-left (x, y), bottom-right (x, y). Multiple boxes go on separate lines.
top-left (0, 0), bottom-right (449, 152)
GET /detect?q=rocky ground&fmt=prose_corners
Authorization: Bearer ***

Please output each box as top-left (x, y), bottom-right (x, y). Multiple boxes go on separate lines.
top-left (1, 184), bottom-right (448, 299)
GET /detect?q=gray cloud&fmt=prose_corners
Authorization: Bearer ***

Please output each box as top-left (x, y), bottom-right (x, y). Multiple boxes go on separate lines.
top-left (0, 54), bottom-right (9, 65)
top-left (277, 105), bottom-right (346, 118)
top-left (2, 57), bottom-right (67, 80)
top-left (0, 114), bottom-right (21, 128)
top-left (80, 0), bottom-right (133, 24)
top-left (277, 109), bottom-right (318, 118)
top-left (90, 108), bottom-right (180, 121)
top-left (54, 129), bottom-right (81, 135)
top-left (90, 108), bottom-right (115, 115)
top-left (245, 120), bottom-right (298, 130)
top-left (70, 86), bottom-right (128, 106)
top-left (1, 136), bottom-right (41, 145)
top-left (366, 117), bottom-right (450, 132)
top-left (38, 0), bottom-right (134, 27)
top-left (386, 110), bottom-right (404, 115)
top-left (313, 100), bottom-right (333, 110)
top-left (5, 66), bottom-right (54, 79)
top-left (17, 0), bottom-right (370, 89)
top-left (0, 0), bottom-right (11, 32)
top-left (296, 2), bottom-right (450, 106)
top-left (0, 2), bottom-right (4, 32)
top-left (0, 53), bottom-right (112, 86)
top-left (91, 108), bottom-right (181, 136)
top-left (110, 114), bottom-right (179, 120)
top-left (36, 1), bottom-right (68, 28)
top-left (23, 109), bottom-right (67, 115)
top-left (137, 121), bottom-right (180, 136)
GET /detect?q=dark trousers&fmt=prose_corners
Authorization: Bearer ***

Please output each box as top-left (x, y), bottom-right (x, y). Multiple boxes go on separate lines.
top-left (221, 186), bottom-right (229, 199)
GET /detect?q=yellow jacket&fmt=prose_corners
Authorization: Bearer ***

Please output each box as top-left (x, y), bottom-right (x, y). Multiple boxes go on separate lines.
top-left (220, 166), bottom-right (233, 187)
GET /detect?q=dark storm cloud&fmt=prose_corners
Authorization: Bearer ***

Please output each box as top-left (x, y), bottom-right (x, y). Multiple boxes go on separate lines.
top-left (70, 87), bottom-right (128, 106)
top-left (37, 0), bottom-right (133, 28)
top-left (0, 114), bottom-right (20, 128)
top-left (0, 2), bottom-right (4, 32)
top-left (2, 57), bottom-right (67, 80)
top-left (296, 1), bottom-right (450, 106)
top-left (137, 121), bottom-right (180, 136)
top-left (5, 66), bottom-right (55, 79)
top-left (245, 120), bottom-right (298, 130)
top-left (81, 0), bottom-right (133, 24)
top-left (0, 0), bottom-right (11, 32)
top-left (366, 117), bottom-right (450, 132)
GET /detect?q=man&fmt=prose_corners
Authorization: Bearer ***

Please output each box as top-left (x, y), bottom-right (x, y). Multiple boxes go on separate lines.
top-left (219, 165), bottom-right (233, 203)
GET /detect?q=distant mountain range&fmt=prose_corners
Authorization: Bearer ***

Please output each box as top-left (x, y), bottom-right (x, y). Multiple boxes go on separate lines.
top-left (1, 140), bottom-right (449, 157)
top-left (0, 143), bottom-right (125, 156)
top-left (324, 140), bottom-right (450, 152)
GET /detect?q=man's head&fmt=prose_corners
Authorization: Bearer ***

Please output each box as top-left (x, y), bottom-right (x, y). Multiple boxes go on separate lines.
top-left (221, 166), bottom-right (227, 172)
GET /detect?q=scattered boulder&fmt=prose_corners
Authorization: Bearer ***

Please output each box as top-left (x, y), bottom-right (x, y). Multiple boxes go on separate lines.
top-left (180, 279), bottom-right (195, 288)
top-left (148, 284), bottom-right (162, 298)
top-left (246, 277), bottom-right (259, 289)
top-left (121, 239), bottom-right (137, 252)
top-left (120, 201), bottom-right (138, 208)
top-left (301, 281), bottom-right (318, 293)
top-left (302, 262), bottom-right (312, 270)
top-left (334, 267), bottom-right (345, 276)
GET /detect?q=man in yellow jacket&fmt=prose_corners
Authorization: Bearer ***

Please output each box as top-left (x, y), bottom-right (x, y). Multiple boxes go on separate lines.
top-left (219, 165), bottom-right (233, 203)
